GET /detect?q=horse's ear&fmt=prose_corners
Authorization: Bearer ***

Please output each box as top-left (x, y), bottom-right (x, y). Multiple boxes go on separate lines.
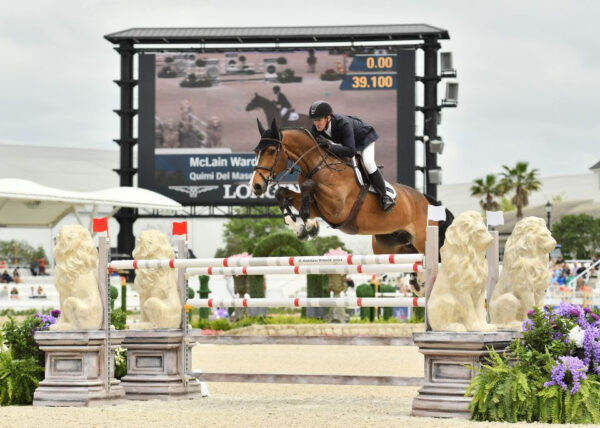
top-left (257, 118), bottom-right (266, 136)
top-left (270, 118), bottom-right (280, 138)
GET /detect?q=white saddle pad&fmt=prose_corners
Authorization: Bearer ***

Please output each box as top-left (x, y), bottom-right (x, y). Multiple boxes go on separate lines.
top-left (288, 112), bottom-right (299, 121)
top-left (352, 158), bottom-right (397, 200)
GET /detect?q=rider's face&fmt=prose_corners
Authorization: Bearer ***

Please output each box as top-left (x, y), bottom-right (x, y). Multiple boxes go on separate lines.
top-left (313, 116), bottom-right (328, 132)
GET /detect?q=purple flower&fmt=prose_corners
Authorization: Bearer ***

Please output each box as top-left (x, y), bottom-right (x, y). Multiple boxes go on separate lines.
top-left (522, 319), bottom-right (534, 332)
top-left (51, 309), bottom-right (61, 318)
top-left (544, 356), bottom-right (588, 394)
top-left (35, 313), bottom-right (58, 331)
top-left (581, 326), bottom-right (600, 374)
top-left (556, 302), bottom-right (589, 328)
top-left (527, 309), bottom-right (536, 317)
top-left (584, 307), bottom-right (593, 314)
top-left (592, 313), bottom-right (600, 322)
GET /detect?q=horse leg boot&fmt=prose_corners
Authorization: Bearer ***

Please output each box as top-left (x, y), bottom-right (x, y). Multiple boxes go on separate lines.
top-left (369, 169), bottom-right (395, 212)
top-left (275, 187), bottom-right (304, 237)
top-left (300, 179), bottom-right (319, 239)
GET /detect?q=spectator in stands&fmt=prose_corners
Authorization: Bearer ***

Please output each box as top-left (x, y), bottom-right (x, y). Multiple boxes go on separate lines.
top-left (37, 285), bottom-right (45, 296)
top-left (1, 270), bottom-right (12, 283)
top-left (30, 260), bottom-right (39, 276)
top-left (10, 286), bottom-right (19, 299)
top-left (591, 254), bottom-right (599, 280)
top-left (12, 268), bottom-right (21, 284)
top-left (39, 258), bottom-right (46, 275)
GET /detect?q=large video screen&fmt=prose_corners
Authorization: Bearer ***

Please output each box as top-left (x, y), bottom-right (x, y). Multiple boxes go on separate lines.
top-left (138, 49), bottom-right (415, 205)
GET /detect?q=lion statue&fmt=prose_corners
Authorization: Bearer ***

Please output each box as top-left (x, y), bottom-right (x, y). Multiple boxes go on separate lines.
top-left (427, 211), bottom-right (497, 332)
top-left (489, 217), bottom-right (556, 329)
top-left (132, 230), bottom-right (182, 329)
top-left (51, 224), bottom-right (103, 330)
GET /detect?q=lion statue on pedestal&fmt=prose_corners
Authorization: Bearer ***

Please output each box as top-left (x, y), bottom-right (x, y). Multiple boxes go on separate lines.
top-left (489, 217), bottom-right (556, 329)
top-left (51, 225), bottom-right (103, 330)
top-left (427, 211), bottom-right (497, 332)
top-left (132, 230), bottom-right (182, 329)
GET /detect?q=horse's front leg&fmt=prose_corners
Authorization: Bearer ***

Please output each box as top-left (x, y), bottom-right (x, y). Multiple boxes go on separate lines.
top-left (275, 186), bottom-right (319, 241)
top-left (275, 187), bottom-right (305, 239)
top-left (300, 180), bottom-right (319, 239)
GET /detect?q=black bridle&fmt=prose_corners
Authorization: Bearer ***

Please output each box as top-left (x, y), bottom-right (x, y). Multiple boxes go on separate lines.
top-left (253, 137), bottom-right (284, 187)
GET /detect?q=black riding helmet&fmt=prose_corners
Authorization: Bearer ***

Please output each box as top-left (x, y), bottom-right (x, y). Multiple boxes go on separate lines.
top-left (308, 100), bottom-right (333, 119)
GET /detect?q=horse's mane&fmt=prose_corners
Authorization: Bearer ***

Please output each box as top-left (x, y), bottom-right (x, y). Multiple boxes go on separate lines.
top-left (281, 127), bottom-right (317, 143)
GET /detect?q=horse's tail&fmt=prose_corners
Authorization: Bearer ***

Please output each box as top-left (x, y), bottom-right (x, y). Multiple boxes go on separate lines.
top-left (423, 194), bottom-right (454, 251)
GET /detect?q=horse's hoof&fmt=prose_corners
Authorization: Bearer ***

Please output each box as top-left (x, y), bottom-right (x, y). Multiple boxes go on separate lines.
top-left (296, 225), bottom-right (309, 241)
top-left (308, 221), bottom-right (320, 238)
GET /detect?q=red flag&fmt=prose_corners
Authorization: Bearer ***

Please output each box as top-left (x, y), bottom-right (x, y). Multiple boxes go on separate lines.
top-left (92, 217), bottom-right (109, 237)
top-left (172, 221), bottom-right (188, 240)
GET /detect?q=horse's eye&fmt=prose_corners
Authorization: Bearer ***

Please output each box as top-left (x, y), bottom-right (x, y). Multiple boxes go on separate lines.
top-left (268, 149), bottom-right (275, 155)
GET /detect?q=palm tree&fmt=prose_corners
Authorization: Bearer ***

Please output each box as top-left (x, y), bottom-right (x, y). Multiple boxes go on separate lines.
top-left (470, 174), bottom-right (505, 211)
top-left (500, 161), bottom-right (542, 218)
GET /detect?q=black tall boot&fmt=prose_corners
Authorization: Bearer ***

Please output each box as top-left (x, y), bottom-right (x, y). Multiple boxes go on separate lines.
top-left (368, 170), bottom-right (395, 212)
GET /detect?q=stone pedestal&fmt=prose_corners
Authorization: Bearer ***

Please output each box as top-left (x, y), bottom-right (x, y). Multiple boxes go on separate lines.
top-left (118, 329), bottom-right (203, 400)
top-left (33, 330), bottom-right (126, 407)
top-left (411, 331), bottom-right (520, 419)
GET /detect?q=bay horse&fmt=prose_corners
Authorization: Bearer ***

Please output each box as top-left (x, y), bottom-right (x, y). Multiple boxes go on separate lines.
top-left (250, 119), bottom-right (453, 256)
top-left (245, 93), bottom-right (313, 129)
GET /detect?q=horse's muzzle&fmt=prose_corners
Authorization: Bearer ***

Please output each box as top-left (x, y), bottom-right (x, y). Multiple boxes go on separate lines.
top-left (252, 182), bottom-right (265, 195)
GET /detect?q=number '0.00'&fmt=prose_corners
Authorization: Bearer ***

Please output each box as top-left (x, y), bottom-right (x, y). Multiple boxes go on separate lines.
top-left (366, 56), bottom-right (393, 69)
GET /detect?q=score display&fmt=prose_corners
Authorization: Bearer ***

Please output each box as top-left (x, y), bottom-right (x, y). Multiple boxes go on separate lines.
top-left (341, 54), bottom-right (397, 91)
top-left (348, 55), bottom-right (396, 72)
top-left (340, 74), bottom-right (396, 90)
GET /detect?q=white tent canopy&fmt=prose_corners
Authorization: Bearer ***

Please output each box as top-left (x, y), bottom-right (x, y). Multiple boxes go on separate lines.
top-left (0, 178), bottom-right (182, 228)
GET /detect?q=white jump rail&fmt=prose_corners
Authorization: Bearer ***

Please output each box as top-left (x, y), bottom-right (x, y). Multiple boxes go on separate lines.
top-left (109, 253), bottom-right (424, 270)
top-left (187, 296), bottom-right (425, 308)
top-left (185, 263), bottom-right (423, 277)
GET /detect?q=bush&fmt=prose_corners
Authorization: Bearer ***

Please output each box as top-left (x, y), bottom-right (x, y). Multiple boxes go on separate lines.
top-left (0, 313), bottom-right (57, 405)
top-left (320, 69), bottom-right (344, 81)
top-left (110, 286), bottom-right (119, 309)
top-left (191, 315), bottom-right (326, 331)
top-left (467, 303), bottom-right (600, 423)
top-left (111, 308), bottom-right (127, 330)
top-left (0, 350), bottom-right (44, 406)
top-left (1, 314), bottom-right (55, 365)
top-left (355, 283), bottom-right (374, 320)
top-left (114, 347), bottom-right (127, 379)
top-left (157, 66), bottom-right (178, 78)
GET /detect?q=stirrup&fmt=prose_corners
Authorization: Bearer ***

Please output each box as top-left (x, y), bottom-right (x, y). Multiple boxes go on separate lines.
top-left (381, 196), bottom-right (395, 212)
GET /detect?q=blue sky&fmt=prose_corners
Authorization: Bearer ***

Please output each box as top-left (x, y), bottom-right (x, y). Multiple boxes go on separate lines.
top-left (0, 0), bottom-right (597, 184)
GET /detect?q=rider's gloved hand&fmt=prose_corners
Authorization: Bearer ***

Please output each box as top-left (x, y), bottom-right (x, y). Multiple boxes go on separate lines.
top-left (316, 135), bottom-right (331, 149)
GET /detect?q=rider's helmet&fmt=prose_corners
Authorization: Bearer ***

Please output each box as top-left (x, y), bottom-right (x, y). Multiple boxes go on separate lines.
top-left (308, 100), bottom-right (333, 119)
top-left (273, 85), bottom-right (281, 93)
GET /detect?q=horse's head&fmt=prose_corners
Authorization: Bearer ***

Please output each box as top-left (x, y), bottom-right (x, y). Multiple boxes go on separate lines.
top-left (245, 93), bottom-right (260, 112)
top-left (250, 118), bottom-right (288, 195)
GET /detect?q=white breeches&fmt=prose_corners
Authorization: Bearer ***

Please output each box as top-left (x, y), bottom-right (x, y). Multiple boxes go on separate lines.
top-left (358, 142), bottom-right (377, 174)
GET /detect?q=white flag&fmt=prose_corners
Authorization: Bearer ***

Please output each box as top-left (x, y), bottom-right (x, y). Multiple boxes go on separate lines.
top-left (427, 205), bottom-right (447, 222)
top-left (486, 211), bottom-right (504, 227)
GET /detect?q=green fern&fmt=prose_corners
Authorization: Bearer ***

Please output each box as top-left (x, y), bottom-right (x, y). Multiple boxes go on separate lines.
top-left (0, 350), bottom-right (44, 405)
top-left (467, 346), bottom-right (544, 422)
